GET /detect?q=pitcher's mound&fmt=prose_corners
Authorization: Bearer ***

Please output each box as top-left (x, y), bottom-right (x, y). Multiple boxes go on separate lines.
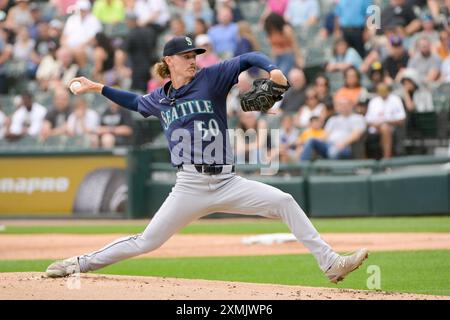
top-left (0, 272), bottom-right (446, 300)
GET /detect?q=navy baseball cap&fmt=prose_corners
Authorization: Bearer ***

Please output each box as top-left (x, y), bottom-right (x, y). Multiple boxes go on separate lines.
top-left (163, 36), bottom-right (206, 56)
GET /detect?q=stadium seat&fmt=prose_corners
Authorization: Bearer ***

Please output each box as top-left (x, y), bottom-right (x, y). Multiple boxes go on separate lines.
top-left (0, 94), bottom-right (16, 115)
top-left (240, 1), bottom-right (265, 24)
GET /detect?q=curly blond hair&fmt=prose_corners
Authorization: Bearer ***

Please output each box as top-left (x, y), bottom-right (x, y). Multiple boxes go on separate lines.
top-left (154, 58), bottom-right (171, 79)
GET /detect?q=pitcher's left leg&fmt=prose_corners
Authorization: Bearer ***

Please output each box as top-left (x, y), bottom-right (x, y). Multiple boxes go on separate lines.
top-left (215, 175), bottom-right (339, 271)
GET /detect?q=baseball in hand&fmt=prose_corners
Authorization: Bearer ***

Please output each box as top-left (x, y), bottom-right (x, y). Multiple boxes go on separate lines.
top-left (70, 81), bottom-right (82, 94)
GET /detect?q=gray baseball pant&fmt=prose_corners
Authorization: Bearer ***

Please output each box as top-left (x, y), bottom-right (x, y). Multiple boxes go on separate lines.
top-left (78, 166), bottom-right (339, 273)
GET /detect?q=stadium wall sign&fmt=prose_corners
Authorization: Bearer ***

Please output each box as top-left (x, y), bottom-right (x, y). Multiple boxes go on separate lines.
top-left (0, 154), bottom-right (126, 216)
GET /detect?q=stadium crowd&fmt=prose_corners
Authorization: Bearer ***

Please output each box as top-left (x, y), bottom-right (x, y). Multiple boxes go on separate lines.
top-left (0, 0), bottom-right (449, 160)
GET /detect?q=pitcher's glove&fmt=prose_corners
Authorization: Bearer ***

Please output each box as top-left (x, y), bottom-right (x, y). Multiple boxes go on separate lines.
top-left (240, 79), bottom-right (290, 113)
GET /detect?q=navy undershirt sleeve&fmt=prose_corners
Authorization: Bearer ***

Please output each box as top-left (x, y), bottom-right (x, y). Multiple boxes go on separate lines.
top-left (239, 52), bottom-right (278, 73)
top-left (101, 86), bottom-right (140, 112)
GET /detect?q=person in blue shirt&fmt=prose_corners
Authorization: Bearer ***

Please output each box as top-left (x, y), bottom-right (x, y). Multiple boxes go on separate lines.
top-left (334, 0), bottom-right (372, 57)
top-left (207, 4), bottom-right (238, 59)
top-left (45, 36), bottom-right (369, 284)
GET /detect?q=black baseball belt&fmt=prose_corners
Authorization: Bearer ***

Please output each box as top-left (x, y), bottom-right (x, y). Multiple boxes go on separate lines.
top-left (177, 164), bottom-right (236, 175)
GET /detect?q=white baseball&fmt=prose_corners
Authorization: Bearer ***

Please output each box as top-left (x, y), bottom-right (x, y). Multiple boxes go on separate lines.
top-left (70, 81), bottom-right (82, 94)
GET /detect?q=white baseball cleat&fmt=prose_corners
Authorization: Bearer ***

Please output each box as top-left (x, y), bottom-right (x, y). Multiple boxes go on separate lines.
top-left (46, 257), bottom-right (81, 278)
top-left (325, 248), bottom-right (369, 284)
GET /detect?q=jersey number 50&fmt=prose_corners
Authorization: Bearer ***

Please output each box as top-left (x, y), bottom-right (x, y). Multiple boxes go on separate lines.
top-left (196, 119), bottom-right (220, 140)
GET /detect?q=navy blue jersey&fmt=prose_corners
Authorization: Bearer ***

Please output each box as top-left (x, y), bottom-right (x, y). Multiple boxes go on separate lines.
top-left (138, 57), bottom-right (242, 166)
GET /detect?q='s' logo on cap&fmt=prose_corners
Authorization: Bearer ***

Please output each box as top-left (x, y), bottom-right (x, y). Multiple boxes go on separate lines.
top-left (185, 37), bottom-right (192, 46)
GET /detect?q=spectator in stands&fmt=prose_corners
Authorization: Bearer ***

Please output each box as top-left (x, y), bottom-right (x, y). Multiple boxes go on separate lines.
top-left (35, 21), bottom-right (59, 58)
top-left (12, 26), bottom-right (40, 78)
top-left (183, 0), bottom-right (213, 34)
top-left (28, 2), bottom-right (44, 40)
top-left (272, 114), bottom-right (300, 163)
top-left (66, 96), bottom-right (100, 146)
top-left (4, 0), bottom-right (33, 32)
top-left (134, 0), bottom-right (170, 32)
top-left (0, 107), bottom-right (8, 140)
top-left (441, 54), bottom-right (450, 83)
top-left (6, 91), bottom-right (47, 140)
top-left (195, 34), bottom-right (220, 69)
top-left (334, 0), bottom-right (372, 58)
top-left (113, 48), bottom-right (132, 89)
top-left (326, 38), bottom-right (363, 72)
top-left (0, 28), bottom-right (13, 94)
top-left (123, 12), bottom-right (158, 92)
top-left (48, 19), bottom-right (64, 42)
top-left (208, 4), bottom-right (238, 59)
top-left (234, 21), bottom-right (260, 77)
top-left (92, 32), bottom-right (116, 85)
top-left (397, 68), bottom-right (434, 112)
top-left (284, 0), bottom-right (320, 28)
top-left (40, 88), bottom-right (72, 141)
top-left (365, 83), bottom-right (406, 159)
top-left (409, 13), bottom-right (439, 56)
top-left (92, 0), bottom-right (126, 26)
top-left (263, 12), bottom-right (304, 74)
top-left (234, 21), bottom-right (260, 57)
top-left (217, 0), bottom-right (243, 23)
top-left (314, 74), bottom-right (333, 116)
top-left (296, 87), bottom-right (327, 129)
top-left (295, 115), bottom-right (326, 158)
top-left (379, 0), bottom-right (421, 36)
top-left (383, 35), bottom-right (409, 85)
top-left (169, 0), bottom-right (186, 17)
top-left (407, 36), bottom-right (442, 82)
top-left (166, 15), bottom-right (191, 41)
top-left (435, 30), bottom-right (449, 61)
top-left (37, 46), bottom-right (80, 90)
top-left (35, 42), bottom-right (59, 91)
top-left (96, 101), bottom-right (133, 148)
top-left (51, 0), bottom-right (78, 17)
top-left (193, 18), bottom-right (208, 38)
top-left (278, 67), bottom-right (307, 114)
top-left (60, 0), bottom-right (102, 68)
top-left (366, 61), bottom-right (385, 95)
top-left (334, 66), bottom-right (367, 108)
top-left (260, 0), bottom-right (289, 26)
top-left (300, 96), bottom-right (366, 160)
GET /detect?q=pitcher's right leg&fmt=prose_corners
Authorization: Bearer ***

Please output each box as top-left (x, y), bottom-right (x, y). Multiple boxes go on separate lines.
top-left (46, 172), bottom-right (213, 277)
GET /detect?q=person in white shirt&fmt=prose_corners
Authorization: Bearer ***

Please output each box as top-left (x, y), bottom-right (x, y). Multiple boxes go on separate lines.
top-left (66, 96), bottom-right (100, 147)
top-left (7, 92), bottom-right (47, 140)
top-left (296, 87), bottom-right (326, 128)
top-left (365, 83), bottom-right (406, 159)
top-left (441, 56), bottom-right (450, 83)
top-left (300, 96), bottom-right (366, 160)
top-left (61, 0), bottom-right (102, 67)
top-left (134, 0), bottom-right (170, 30)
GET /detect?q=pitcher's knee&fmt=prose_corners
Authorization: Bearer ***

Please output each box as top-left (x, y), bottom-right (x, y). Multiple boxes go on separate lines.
top-left (135, 235), bottom-right (164, 253)
top-left (274, 192), bottom-right (295, 208)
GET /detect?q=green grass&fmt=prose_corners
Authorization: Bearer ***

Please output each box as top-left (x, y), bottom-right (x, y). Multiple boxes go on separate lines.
top-left (1, 216), bottom-right (450, 235)
top-left (1, 250), bottom-right (450, 296)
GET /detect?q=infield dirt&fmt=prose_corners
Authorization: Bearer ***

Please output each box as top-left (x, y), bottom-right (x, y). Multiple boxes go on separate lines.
top-left (1, 272), bottom-right (449, 300)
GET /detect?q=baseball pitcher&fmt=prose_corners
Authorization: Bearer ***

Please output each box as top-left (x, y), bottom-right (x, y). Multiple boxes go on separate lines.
top-left (46, 36), bottom-right (368, 284)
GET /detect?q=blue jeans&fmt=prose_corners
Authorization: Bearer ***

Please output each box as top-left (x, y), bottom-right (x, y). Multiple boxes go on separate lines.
top-left (275, 53), bottom-right (295, 76)
top-left (300, 138), bottom-right (352, 160)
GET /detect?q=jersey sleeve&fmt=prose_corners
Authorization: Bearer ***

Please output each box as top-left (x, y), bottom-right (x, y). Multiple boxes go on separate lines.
top-left (137, 93), bottom-right (159, 118)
